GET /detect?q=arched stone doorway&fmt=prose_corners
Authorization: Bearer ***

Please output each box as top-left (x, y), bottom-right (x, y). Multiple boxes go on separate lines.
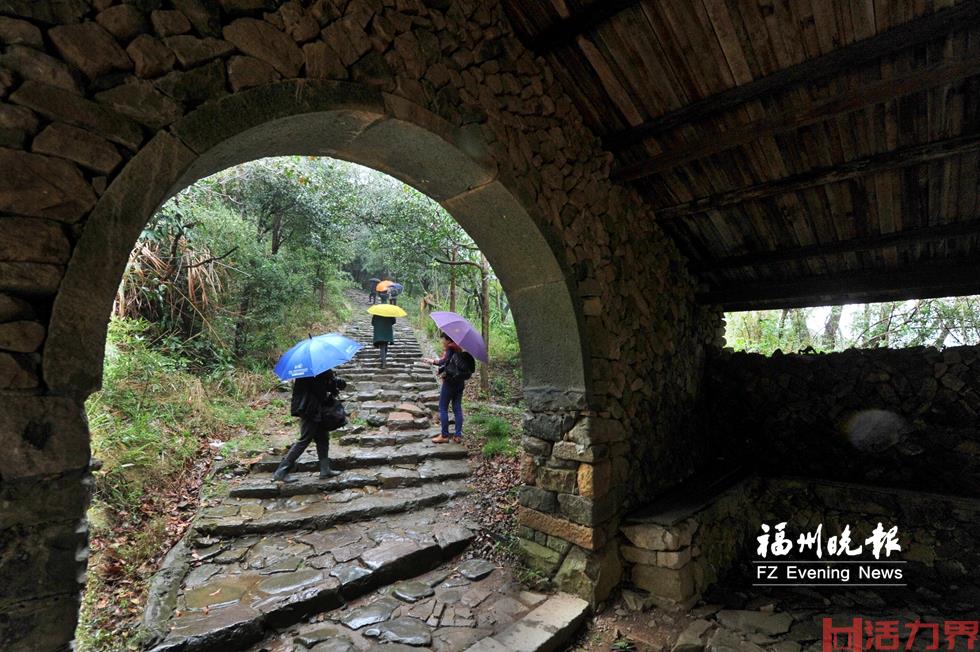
top-left (11, 80), bottom-right (602, 649)
top-left (45, 80), bottom-right (589, 413)
top-left (0, 3), bottom-right (716, 648)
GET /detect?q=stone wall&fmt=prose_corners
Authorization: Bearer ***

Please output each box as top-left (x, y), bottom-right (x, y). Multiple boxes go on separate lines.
top-left (619, 477), bottom-right (980, 608)
top-left (621, 478), bottom-right (762, 610)
top-left (705, 345), bottom-right (980, 495)
top-left (0, 1), bottom-right (719, 646)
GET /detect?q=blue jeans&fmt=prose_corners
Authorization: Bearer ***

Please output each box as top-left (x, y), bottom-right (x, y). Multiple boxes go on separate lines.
top-left (439, 380), bottom-right (464, 437)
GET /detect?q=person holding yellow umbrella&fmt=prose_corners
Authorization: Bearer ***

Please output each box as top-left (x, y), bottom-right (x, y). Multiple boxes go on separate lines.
top-left (375, 279), bottom-right (395, 304)
top-left (368, 303), bottom-right (407, 368)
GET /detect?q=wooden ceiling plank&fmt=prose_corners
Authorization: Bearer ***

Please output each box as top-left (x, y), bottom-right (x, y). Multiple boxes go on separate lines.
top-left (602, 6), bottom-right (685, 120)
top-left (766, 0), bottom-right (808, 69)
top-left (525, 0), bottom-right (641, 54)
top-left (786, 0), bottom-right (822, 60)
top-left (808, 0), bottom-right (840, 55)
top-left (602, 0), bottom-right (980, 150)
top-left (701, 258), bottom-right (980, 310)
top-left (574, 35), bottom-right (645, 126)
top-left (611, 54), bottom-right (980, 180)
top-left (699, 0), bottom-right (752, 86)
top-left (696, 218), bottom-right (980, 271)
top-left (730, 0), bottom-right (783, 76)
top-left (652, 131), bottom-right (980, 218)
top-left (660, 0), bottom-right (732, 96)
top-left (850, 0), bottom-right (878, 41)
top-left (875, 172), bottom-right (899, 266)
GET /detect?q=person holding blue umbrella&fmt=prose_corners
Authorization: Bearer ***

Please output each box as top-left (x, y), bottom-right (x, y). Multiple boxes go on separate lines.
top-left (272, 333), bottom-right (361, 482)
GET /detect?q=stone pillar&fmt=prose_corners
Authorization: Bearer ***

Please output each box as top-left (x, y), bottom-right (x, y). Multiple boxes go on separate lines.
top-left (516, 398), bottom-right (624, 605)
top-left (0, 395), bottom-right (92, 652)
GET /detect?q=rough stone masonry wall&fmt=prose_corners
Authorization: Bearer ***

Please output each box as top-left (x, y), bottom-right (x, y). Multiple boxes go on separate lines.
top-left (0, 0), bottom-right (719, 647)
top-left (705, 345), bottom-right (980, 496)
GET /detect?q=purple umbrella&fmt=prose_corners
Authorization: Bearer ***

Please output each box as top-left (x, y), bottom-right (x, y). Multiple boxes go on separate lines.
top-left (429, 311), bottom-right (488, 362)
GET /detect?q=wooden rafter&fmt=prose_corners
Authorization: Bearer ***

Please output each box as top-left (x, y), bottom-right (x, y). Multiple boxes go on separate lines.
top-left (700, 260), bottom-right (980, 311)
top-left (651, 133), bottom-right (980, 218)
top-left (603, 0), bottom-right (980, 151)
top-left (613, 55), bottom-right (980, 181)
top-left (697, 221), bottom-right (980, 273)
top-left (524, 0), bottom-right (640, 55)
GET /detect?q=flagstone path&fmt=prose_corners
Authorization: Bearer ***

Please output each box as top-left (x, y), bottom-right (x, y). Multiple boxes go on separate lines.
top-left (142, 293), bottom-right (588, 651)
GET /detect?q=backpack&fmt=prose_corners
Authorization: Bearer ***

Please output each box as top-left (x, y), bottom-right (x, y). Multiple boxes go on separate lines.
top-left (444, 350), bottom-right (476, 384)
top-left (291, 372), bottom-right (347, 430)
top-left (318, 396), bottom-right (347, 431)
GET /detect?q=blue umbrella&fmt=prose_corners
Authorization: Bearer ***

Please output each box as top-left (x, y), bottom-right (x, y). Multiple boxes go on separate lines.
top-left (273, 333), bottom-right (362, 381)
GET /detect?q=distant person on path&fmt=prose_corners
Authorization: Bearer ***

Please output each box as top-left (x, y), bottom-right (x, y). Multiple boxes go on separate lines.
top-left (425, 332), bottom-right (475, 444)
top-left (372, 313), bottom-right (396, 368)
top-left (367, 277), bottom-right (381, 304)
top-left (274, 369), bottom-right (347, 482)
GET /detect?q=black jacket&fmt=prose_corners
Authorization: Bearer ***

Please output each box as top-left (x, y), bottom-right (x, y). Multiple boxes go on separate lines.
top-left (290, 370), bottom-right (346, 421)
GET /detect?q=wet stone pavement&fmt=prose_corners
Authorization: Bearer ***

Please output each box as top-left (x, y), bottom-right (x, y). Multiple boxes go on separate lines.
top-left (143, 294), bottom-right (588, 651)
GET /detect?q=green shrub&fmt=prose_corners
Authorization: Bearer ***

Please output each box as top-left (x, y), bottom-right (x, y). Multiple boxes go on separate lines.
top-left (481, 436), bottom-right (518, 457)
top-left (481, 415), bottom-right (510, 440)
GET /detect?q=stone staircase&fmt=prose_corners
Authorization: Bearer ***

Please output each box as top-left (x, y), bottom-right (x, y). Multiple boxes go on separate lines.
top-left (141, 294), bottom-right (588, 652)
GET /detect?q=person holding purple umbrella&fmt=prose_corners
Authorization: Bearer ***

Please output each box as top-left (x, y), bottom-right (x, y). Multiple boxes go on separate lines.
top-left (424, 332), bottom-right (475, 443)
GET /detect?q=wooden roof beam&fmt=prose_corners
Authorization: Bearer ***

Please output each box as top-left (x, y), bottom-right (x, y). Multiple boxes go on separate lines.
top-left (614, 55), bottom-right (980, 181)
top-left (700, 260), bottom-right (980, 311)
top-left (603, 0), bottom-right (980, 151)
top-left (697, 220), bottom-right (980, 273)
top-left (652, 132), bottom-right (980, 218)
top-left (524, 0), bottom-right (640, 55)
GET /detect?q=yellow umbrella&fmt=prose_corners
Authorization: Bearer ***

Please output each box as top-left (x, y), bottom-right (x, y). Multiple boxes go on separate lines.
top-left (367, 304), bottom-right (407, 318)
top-left (376, 280), bottom-right (395, 292)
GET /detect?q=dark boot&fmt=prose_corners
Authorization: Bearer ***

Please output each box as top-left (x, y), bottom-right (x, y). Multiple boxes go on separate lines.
top-left (272, 441), bottom-right (306, 482)
top-left (315, 438), bottom-right (340, 479)
top-left (380, 343), bottom-right (388, 369)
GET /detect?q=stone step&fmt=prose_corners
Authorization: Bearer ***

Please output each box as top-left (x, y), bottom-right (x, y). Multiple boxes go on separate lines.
top-left (253, 440), bottom-right (467, 474)
top-left (195, 481), bottom-right (471, 537)
top-left (249, 557), bottom-right (552, 651)
top-left (148, 510), bottom-right (475, 652)
top-left (342, 373), bottom-right (429, 381)
top-left (464, 593), bottom-right (591, 652)
top-left (229, 459), bottom-right (470, 498)
top-left (337, 429), bottom-right (434, 447)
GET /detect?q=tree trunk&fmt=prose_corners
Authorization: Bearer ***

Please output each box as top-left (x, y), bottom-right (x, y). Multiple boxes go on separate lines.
top-left (315, 263), bottom-right (325, 308)
top-left (234, 293), bottom-right (251, 359)
top-left (479, 253), bottom-right (490, 395)
top-left (270, 214), bottom-right (283, 255)
top-left (776, 309), bottom-right (788, 349)
top-left (449, 246), bottom-right (457, 313)
top-left (822, 305), bottom-right (842, 351)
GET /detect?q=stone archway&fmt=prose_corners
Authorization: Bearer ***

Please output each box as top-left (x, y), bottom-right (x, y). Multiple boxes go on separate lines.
top-left (28, 78), bottom-right (605, 639)
top-left (44, 80), bottom-right (589, 415)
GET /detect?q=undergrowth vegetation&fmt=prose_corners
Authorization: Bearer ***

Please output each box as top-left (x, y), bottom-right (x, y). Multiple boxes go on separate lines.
top-left (77, 319), bottom-right (285, 651)
top-left (467, 405), bottom-right (520, 458)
